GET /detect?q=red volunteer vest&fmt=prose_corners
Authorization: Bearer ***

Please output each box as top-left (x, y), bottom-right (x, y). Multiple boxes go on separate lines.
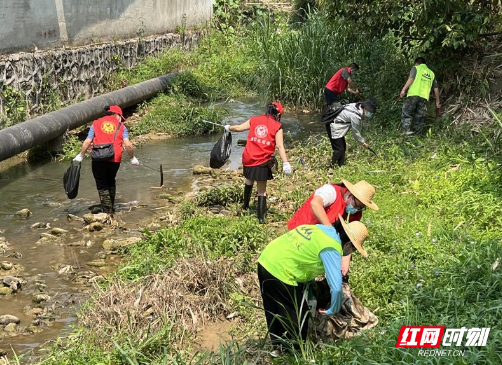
top-left (325, 67), bottom-right (351, 94)
top-left (287, 184), bottom-right (362, 230)
top-left (92, 116), bottom-right (125, 163)
top-left (242, 114), bottom-right (282, 167)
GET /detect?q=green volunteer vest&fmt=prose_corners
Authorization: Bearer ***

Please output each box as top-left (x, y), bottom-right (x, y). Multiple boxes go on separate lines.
top-left (407, 64), bottom-right (435, 101)
top-left (258, 225), bottom-right (343, 286)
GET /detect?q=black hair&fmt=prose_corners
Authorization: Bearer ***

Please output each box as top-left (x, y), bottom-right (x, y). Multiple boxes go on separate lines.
top-left (349, 62), bottom-right (359, 70)
top-left (265, 103), bottom-right (281, 121)
top-left (414, 57), bottom-right (426, 64)
top-left (333, 219), bottom-right (351, 243)
top-left (104, 105), bottom-right (113, 116)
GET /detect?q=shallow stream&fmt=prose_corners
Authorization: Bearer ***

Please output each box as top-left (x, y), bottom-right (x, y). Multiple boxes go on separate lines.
top-left (0, 99), bottom-right (323, 358)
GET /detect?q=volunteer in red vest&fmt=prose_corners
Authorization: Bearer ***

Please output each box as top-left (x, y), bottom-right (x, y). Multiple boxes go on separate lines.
top-left (287, 179), bottom-right (378, 275)
top-left (258, 215), bottom-right (369, 357)
top-left (324, 63), bottom-right (361, 105)
top-left (225, 102), bottom-right (292, 223)
top-left (73, 105), bottom-right (139, 215)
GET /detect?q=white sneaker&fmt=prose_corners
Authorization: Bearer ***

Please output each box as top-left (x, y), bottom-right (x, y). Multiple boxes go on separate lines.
top-left (270, 349), bottom-right (282, 358)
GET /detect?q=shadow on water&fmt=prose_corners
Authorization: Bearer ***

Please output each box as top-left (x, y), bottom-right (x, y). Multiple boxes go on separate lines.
top-left (0, 98), bottom-right (324, 360)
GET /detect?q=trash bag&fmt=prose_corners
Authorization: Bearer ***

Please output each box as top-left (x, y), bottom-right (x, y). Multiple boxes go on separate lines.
top-left (63, 161), bottom-right (81, 199)
top-left (210, 130), bottom-right (232, 169)
top-left (310, 279), bottom-right (378, 341)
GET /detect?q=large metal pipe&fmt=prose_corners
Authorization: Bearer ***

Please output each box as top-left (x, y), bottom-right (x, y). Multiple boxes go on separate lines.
top-left (0, 73), bottom-right (177, 162)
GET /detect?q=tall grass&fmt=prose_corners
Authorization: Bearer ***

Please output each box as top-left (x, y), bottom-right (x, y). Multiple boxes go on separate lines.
top-left (254, 11), bottom-right (411, 110)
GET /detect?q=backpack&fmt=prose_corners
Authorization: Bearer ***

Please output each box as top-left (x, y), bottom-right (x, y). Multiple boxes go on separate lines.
top-left (209, 130), bottom-right (232, 169)
top-left (322, 102), bottom-right (345, 124)
top-left (63, 161), bottom-right (81, 199)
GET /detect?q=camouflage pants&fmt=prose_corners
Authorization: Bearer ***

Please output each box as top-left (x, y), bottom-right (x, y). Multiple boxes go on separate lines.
top-left (402, 96), bottom-right (428, 133)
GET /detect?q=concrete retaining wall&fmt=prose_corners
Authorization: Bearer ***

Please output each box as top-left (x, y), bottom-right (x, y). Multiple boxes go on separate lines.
top-left (0, 32), bottom-right (201, 122)
top-left (0, 0), bottom-right (212, 54)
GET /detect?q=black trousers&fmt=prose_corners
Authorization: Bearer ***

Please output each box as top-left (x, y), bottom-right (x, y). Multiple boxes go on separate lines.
top-left (325, 123), bottom-right (346, 167)
top-left (91, 161), bottom-right (120, 191)
top-left (257, 263), bottom-right (309, 349)
top-left (324, 87), bottom-right (339, 105)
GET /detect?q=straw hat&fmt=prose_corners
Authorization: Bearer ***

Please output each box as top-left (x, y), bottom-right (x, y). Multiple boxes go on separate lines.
top-left (342, 179), bottom-right (379, 211)
top-left (338, 214), bottom-right (369, 257)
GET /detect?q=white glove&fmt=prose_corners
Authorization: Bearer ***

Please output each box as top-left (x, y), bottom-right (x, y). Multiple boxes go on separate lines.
top-left (73, 154), bottom-right (83, 163)
top-left (224, 125), bottom-right (231, 132)
top-left (282, 161), bottom-right (292, 175)
top-left (131, 156), bottom-right (139, 166)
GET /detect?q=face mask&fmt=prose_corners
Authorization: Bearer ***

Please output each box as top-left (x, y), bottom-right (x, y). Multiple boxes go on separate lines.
top-left (365, 111), bottom-right (373, 118)
top-left (345, 204), bottom-right (359, 215)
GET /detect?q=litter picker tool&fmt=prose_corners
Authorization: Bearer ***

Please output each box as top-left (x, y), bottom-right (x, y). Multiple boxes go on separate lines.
top-left (202, 120), bottom-right (225, 128)
top-left (140, 162), bottom-right (164, 188)
top-left (367, 147), bottom-right (378, 156)
top-left (391, 96), bottom-right (403, 110)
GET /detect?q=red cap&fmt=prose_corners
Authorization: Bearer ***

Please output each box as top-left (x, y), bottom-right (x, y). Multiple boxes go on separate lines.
top-left (108, 105), bottom-right (123, 117)
top-left (272, 102), bottom-right (284, 114)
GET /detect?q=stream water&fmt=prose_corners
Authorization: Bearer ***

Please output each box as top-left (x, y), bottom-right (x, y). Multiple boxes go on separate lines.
top-left (0, 99), bottom-right (324, 358)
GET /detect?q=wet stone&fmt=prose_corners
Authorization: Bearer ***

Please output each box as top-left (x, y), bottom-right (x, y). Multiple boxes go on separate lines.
top-left (0, 315), bottom-right (20, 325)
top-left (83, 213), bottom-right (109, 224)
top-left (193, 165), bottom-right (212, 174)
top-left (40, 233), bottom-right (59, 240)
top-left (67, 214), bottom-right (84, 222)
top-left (87, 260), bottom-right (107, 268)
top-left (0, 287), bottom-right (12, 295)
top-left (32, 294), bottom-right (50, 303)
top-left (25, 308), bottom-right (44, 316)
top-left (87, 222), bottom-right (104, 232)
top-left (6, 251), bottom-right (22, 259)
top-left (26, 325), bottom-right (43, 334)
top-left (31, 222), bottom-right (50, 229)
top-left (1, 262), bottom-right (13, 270)
top-left (2, 276), bottom-right (25, 292)
top-left (3, 323), bottom-right (17, 332)
top-left (14, 208), bottom-right (32, 220)
top-left (51, 227), bottom-right (69, 236)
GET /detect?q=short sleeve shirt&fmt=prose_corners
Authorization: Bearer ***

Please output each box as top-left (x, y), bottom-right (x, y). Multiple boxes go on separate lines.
top-left (314, 184), bottom-right (338, 207)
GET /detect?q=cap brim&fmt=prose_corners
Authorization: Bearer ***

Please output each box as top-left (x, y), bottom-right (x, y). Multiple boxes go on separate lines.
top-left (342, 179), bottom-right (379, 211)
top-left (338, 214), bottom-right (368, 257)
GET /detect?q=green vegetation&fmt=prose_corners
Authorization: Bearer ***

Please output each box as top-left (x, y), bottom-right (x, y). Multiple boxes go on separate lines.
top-left (27, 0), bottom-right (502, 364)
top-left (34, 124), bottom-right (502, 365)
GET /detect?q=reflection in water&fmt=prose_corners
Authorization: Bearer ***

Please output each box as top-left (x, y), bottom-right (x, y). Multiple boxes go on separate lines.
top-left (0, 99), bottom-right (322, 357)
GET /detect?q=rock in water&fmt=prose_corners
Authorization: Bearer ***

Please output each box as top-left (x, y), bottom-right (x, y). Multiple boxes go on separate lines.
top-left (83, 213), bottom-right (109, 224)
top-left (14, 209), bottom-right (32, 220)
top-left (193, 165), bottom-right (212, 175)
top-left (0, 315), bottom-right (20, 325)
top-left (32, 294), bottom-right (50, 303)
top-left (51, 227), bottom-right (69, 236)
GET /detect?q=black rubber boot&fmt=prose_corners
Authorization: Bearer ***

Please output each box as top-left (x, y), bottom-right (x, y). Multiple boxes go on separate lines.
top-left (257, 196), bottom-right (267, 224)
top-left (98, 189), bottom-right (113, 214)
top-left (242, 184), bottom-right (253, 210)
top-left (109, 187), bottom-right (116, 214)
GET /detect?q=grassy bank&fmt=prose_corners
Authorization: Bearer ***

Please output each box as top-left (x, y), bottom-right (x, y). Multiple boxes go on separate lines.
top-left (33, 117), bottom-right (502, 364)
top-left (23, 3), bottom-right (502, 364)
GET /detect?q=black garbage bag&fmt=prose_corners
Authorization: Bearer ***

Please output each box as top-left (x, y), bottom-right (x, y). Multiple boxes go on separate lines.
top-left (210, 130), bottom-right (232, 169)
top-left (63, 161), bottom-right (81, 199)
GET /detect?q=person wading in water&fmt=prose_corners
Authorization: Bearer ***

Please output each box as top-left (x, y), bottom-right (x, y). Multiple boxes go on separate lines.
top-left (225, 102), bottom-right (292, 223)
